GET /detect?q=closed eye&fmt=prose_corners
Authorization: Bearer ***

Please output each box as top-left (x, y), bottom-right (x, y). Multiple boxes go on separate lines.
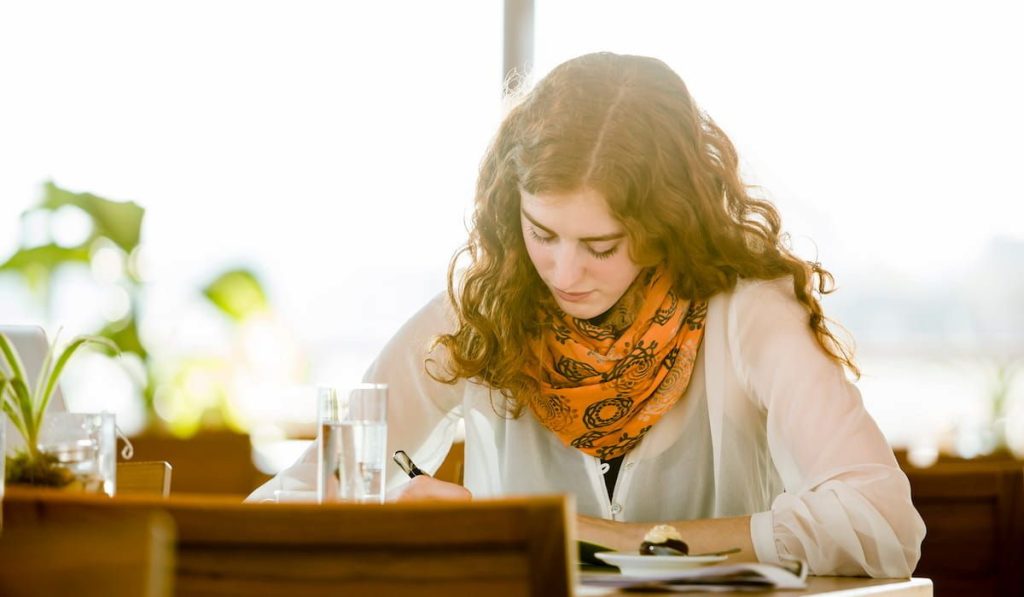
top-left (528, 227), bottom-right (555, 244)
top-left (527, 225), bottom-right (620, 259)
top-left (587, 244), bottom-right (619, 260)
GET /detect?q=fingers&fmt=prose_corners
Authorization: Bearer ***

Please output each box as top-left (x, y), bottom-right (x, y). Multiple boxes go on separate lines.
top-left (389, 475), bottom-right (473, 502)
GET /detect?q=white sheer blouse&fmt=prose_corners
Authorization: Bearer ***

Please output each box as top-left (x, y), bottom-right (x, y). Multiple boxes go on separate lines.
top-left (248, 277), bottom-right (925, 577)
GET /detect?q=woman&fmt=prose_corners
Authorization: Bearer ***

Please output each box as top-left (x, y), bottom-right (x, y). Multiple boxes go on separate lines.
top-left (250, 52), bottom-right (925, 577)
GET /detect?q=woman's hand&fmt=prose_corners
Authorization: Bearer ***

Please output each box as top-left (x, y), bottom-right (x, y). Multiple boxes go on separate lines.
top-left (388, 475), bottom-right (472, 502)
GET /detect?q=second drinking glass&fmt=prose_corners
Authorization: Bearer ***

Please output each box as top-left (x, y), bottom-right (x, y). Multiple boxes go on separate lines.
top-left (317, 384), bottom-right (388, 504)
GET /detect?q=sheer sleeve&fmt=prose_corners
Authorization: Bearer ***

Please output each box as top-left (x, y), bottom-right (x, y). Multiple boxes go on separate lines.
top-left (731, 279), bottom-right (925, 577)
top-left (245, 292), bottom-right (465, 502)
top-left (364, 292), bottom-right (466, 492)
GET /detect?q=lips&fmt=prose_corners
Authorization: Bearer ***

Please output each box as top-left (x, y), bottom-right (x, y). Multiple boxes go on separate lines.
top-left (554, 288), bottom-right (593, 303)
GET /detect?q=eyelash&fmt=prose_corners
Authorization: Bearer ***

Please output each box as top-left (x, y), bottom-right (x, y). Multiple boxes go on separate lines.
top-left (527, 228), bottom-right (620, 260)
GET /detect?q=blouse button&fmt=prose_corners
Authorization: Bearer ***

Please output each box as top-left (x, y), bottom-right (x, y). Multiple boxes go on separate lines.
top-left (624, 462), bottom-right (634, 470)
top-left (610, 503), bottom-right (622, 514)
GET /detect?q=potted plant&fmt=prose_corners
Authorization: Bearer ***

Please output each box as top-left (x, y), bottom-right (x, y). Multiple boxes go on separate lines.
top-left (1, 331), bottom-right (117, 488)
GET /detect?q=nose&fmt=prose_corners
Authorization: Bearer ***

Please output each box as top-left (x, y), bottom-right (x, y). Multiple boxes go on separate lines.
top-left (550, 243), bottom-right (585, 290)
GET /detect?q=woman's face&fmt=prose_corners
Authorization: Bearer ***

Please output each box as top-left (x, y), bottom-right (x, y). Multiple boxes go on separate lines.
top-left (520, 187), bottom-right (642, 320)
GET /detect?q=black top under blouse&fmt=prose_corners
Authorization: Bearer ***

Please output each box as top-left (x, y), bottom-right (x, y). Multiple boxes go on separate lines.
top-left (601, 454), bottom-right (625, 499)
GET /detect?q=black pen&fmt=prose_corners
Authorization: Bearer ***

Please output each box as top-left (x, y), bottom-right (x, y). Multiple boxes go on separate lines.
top-left (393, 450), bottom-right (427, 479)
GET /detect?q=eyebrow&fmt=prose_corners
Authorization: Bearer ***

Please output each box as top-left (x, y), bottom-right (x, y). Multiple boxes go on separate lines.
top-left (520, 208), bottom-right (626, 242)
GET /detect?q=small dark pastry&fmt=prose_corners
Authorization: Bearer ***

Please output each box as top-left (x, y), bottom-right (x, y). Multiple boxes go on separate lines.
top-left (638, 524), bottom-right (689, 556)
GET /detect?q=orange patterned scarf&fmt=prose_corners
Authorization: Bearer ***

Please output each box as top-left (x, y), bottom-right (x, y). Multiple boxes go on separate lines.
top-left (528, 268), bottom-right (707, 460)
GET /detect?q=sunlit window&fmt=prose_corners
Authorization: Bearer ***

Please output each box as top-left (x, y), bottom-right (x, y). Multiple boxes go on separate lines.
top-left (0, 1), bottom-right (504, 440)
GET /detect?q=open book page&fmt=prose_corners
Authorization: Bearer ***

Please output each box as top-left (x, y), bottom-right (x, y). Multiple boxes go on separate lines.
top-left (579, 557), bottom-right (808, 591)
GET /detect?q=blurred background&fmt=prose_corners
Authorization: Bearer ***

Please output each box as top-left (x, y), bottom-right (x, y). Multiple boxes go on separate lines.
top-left (1, 0), bottom-right (1022, 479)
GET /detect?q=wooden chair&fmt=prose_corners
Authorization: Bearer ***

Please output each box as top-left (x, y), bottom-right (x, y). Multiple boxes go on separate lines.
top-left (3, 487), bottom-right (573, 597)
top-left (118, 461), bottom-right (173, 497)
top-left (435, 440), bottom-right (465, 485)
top-left (0, 489), bottom-right (175, 597)
top-left (905, 461), bottom-right (1024, 596)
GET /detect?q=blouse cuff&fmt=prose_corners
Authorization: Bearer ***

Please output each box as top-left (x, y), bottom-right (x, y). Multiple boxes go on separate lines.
top-left (750, 510), bottom-right (782, 565)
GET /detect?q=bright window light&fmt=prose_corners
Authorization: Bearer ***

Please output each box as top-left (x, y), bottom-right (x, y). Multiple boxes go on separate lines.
top-left (0, 1), bottom-right (504, 435)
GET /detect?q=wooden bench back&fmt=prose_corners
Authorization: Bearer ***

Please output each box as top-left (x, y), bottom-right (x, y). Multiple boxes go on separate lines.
top-left (906, 461), bottom-right (1024, 596)
top-left (0, 500), bottom-right (175, 597)
top-left (3, 487), bottom-right (573, 597)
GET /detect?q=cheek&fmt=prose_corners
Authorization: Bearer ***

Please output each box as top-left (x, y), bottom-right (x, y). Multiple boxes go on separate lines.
top-left (594, 254), bottom-right (641, 290)
top-left (524, 241), bottom-right (550, 273)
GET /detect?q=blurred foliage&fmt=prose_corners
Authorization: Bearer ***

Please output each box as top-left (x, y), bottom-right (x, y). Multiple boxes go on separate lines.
top-left (1, 181), bottom-right (156, 423)
top-left (156, 267), bottom-right (274, 436)
top-left (2, 181), bottom-right (276, 435)
top-left (0, 244), bottom-right (92, 275)
top-left (154, 356), bottom-right (249, 437)
top-left (0, 244), bottom-right (91, 295)
top-left (37, 181), bottom-right (144, 253)
top-left (988, 359), bottom-right (1023, 454)
top-left (203, 269), bottom-right (269, 322)
top-left (1, 182), bottom-right (144, 297)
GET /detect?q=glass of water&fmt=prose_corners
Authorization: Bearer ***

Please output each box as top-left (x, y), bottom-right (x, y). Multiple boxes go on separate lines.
top-left (317, 384), bottom-right (388, 504)
top-left (37, 412), bottom-right (117, 497)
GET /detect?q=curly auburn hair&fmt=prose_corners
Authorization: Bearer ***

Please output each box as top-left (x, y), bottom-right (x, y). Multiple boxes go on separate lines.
top-left (433, 52), bottom-right (858, 415)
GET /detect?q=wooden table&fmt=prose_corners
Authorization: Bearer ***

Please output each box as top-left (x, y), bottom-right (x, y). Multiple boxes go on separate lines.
top-left (2, 486), bottom-right (932, 597)
top-left (577, 576), bottom-right (932, 596)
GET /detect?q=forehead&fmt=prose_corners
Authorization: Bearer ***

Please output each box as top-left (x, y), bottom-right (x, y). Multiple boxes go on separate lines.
top-left (519, 187), bottom-right (622, 234)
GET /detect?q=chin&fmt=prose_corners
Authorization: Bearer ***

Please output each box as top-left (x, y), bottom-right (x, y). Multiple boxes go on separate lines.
top-left (556, 299), bottom-right (609, 320)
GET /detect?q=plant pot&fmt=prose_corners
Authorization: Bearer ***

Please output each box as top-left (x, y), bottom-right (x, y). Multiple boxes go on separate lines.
top-left (5, 412), bottom-right (117, 496)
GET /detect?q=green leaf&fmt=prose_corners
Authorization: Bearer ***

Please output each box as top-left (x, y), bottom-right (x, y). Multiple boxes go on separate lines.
top-left (0, 243), bottom-right (92, 273)
top-left (202, 268), bottom-right (269, 322)
top-left (0, 375), bottom-right (12, 417)
top-left (35, 335), bottom-right (120, 430)
top-left (0, 333), bottom-right (29, 383)
top-left (1, 385), bottom-right (30, 443)
top-left (10, 377), bottom-right (35, 445)
top-left (33, 328), bottom-right (59, 413)
top-left (98, 317), bottom-right (147, 359)
top-left (1, 332), bottom-right (119, 450)
top-left (38, 181), bottom-right (145, 253)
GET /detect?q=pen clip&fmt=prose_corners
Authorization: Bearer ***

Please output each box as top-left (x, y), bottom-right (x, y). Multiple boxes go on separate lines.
top-left (393, 450), bottom-right (426, 478)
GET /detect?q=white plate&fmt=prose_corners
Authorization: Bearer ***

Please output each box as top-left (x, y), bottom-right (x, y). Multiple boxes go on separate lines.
top-left (594, 552), bottom-right (729, 577)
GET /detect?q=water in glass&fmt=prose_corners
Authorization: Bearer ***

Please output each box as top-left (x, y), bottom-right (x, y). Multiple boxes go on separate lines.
top-left (319, 419), bottom-right (387, 503)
